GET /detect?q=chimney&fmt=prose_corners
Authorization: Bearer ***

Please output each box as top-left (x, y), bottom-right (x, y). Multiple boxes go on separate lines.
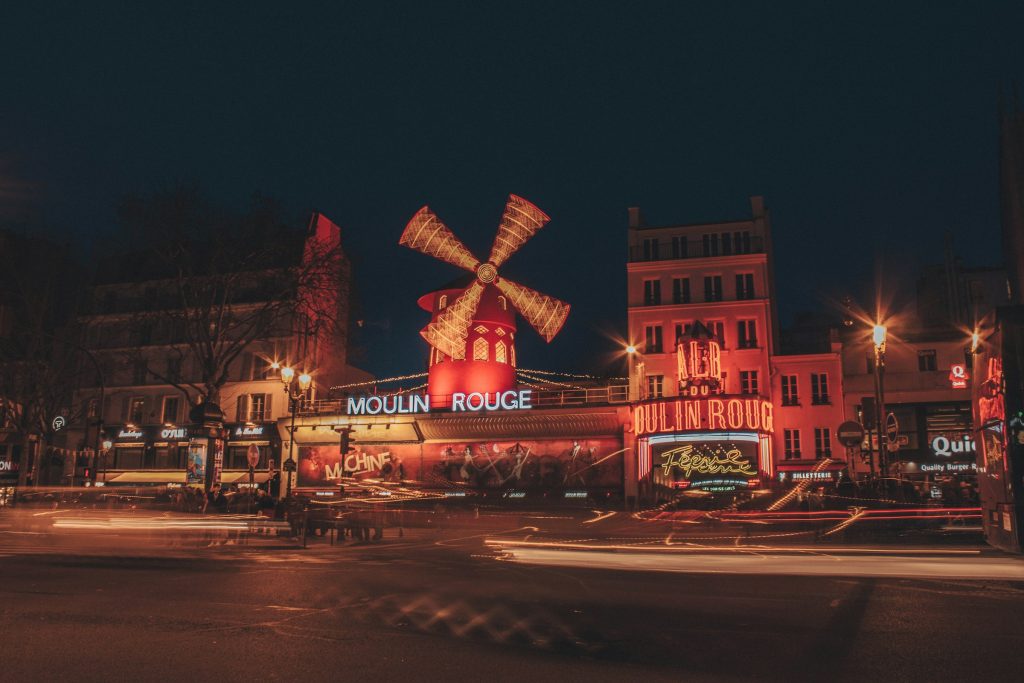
top-left (628, 207), bottom-right (644, 229)
top-left (749, 195), bottom-right (765, 218)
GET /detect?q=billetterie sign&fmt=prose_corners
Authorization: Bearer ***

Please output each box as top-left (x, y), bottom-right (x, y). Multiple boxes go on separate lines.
top-left (346, 390), bottom-right (533, 416)
top-left (634, 397), bottom-right (774, 436)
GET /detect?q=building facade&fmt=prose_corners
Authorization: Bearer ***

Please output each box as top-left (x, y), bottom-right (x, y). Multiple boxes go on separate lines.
top-left (626, 197), bottom-right (845, 500)
top-left (63, 213), bottom-right (354, 492)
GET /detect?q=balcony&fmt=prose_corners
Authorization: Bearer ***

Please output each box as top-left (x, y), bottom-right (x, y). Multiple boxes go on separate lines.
top-left (629, 235), bottom-right (765, 263)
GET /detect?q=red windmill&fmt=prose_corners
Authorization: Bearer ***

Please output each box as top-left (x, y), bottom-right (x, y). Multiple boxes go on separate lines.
top-left (400, 195), bottom-right (571, 406)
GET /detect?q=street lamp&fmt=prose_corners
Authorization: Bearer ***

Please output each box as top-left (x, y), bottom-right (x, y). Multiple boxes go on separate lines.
top-left (625, 344), bottom-right (645, 401)
top-left (872, 323), bottom-right (888, 482)
top-left (280, 366), bottom-right (312, 499)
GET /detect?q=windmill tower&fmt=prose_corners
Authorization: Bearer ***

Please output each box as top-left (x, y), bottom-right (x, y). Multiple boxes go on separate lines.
top-left (400, 195), bottom-right (570, 407)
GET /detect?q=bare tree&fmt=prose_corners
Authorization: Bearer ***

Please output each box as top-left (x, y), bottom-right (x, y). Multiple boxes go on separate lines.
top-left (105, 188), bottom-right (348, 411)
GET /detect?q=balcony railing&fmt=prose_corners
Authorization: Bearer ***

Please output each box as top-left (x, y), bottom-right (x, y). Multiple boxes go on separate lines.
top-left (296, 384), bottom-right (630, 416)
top-left (629, 235), bottom-right (765, 263)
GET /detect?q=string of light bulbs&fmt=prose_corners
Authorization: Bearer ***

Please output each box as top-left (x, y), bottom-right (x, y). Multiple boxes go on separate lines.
top-left (329, 371), bottom-right (428, 391)
top-left (518, 367), bottom-right (628, 382)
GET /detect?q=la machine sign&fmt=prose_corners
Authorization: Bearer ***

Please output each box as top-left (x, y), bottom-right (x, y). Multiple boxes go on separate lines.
top-left (346, 390), bottom-right (533, 416)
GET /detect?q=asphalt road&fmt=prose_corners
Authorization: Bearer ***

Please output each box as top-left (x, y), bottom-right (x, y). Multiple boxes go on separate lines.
top-left (1, 520), bottom-right (1023, 683)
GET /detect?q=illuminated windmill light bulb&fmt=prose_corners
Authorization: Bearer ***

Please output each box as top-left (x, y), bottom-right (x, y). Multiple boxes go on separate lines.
top-left (476, 262), bottom-right (498, 284)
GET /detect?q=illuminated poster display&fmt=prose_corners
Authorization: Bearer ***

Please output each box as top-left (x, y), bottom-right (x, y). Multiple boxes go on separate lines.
top-left (296, 438), bottom-right (624, 490)
top-left (649, 432), bottom-right (760, 492)
top-left (186, 439), bottom-right (207, 485)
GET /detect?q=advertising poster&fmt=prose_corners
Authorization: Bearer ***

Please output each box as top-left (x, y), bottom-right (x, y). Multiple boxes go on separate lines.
top-left (186, 439), bottom-right (207, 485)
top-left (650, 433), bottom-right (759, 492)
top-left (296, 437), bottom-right (624, 491)
top-left (211, 438), bottom-right (224, 487)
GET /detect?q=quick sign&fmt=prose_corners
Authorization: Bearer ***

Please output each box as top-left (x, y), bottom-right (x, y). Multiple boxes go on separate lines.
top-left (633, 397), bottom-right (774, 437)
top-left (930, 434), bottom-right (976, 458)
top-left (949, 364), bottom-right (969, 389)
top-left (345, 390), bottom-right (532, 416)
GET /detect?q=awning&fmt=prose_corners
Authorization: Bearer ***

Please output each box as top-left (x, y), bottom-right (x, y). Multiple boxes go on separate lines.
top-left (219, 471), bottom-right (271, 484)
top-left (103, 470), bottom-right (186, 485)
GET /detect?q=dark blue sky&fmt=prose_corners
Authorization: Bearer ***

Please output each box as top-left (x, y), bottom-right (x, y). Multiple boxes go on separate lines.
top-left (2, 3), bottom-right (1023, 378)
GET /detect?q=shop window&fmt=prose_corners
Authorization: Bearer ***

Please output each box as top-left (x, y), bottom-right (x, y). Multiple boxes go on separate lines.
top-left (228, 445), bottom-right (267, 470)
top-left (811, 373), bottom-right (830, 404)
top-left (918, 350), bottom-right (937, 372)
top-left (153, 447), bottom-right (176, 469)
top-left (643, 279), bottom-right (661, 305)
top-left (783, 429), bottom-right (801, 459)
top-left (473, 337), bottom-right (489, 361)
top-left (781, 375), bottom-right (799, 405)
top-left (644, 325), bottom-right (663, 354)
top-left (740, 370), bottom-right (759, 395)
top-left (115, 447), bottom-right (143, 469)
top-left (814, 428), bottom-right (832, 458)
top-left (495, 340), bottom-right (507, 364)
top-left (646, 374), bottom-right (664, 399)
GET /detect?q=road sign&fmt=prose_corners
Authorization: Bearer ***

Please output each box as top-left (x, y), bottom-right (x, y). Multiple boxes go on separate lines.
top-left (885, 412), bottom-right (899, 442)
top-left (837, 421), bottom-right (865, 448)
top-left (246, 444), bottom-right (260, 469)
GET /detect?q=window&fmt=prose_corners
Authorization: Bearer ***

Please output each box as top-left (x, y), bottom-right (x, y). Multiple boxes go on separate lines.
top-left (721, 232), bottom-right (732, 255)
top-left (918, 350), bottom-right (937, 372)
top-left (495, 340), bottom-right (507, 364)
top-left (167, 357), bottom-right (182, 383)
top-left (127, 397), bottom-right (145, 425)
top-left (161, 396), bottom-right (180, 424)
top-left (672, 277), bottom-right (691, 304)
top-left (702, 233), bottom-right (719, 257)
top-left (671, 235), bottom-right (687, 258)
top-left (438, 295), bottom-right (447, 309)
top-left (497, 296), bottom-right (507, 310)
top-left (735, 273), bottom-right (755, 300)
top-left (115, 447), bottom-right (143, 469)
top-left (643, 279), bottom-right (662, 305)
top-left (811, 373), bottom-right (830, 404)
top-left (644, 325), bottom-right (664, 353)
top-left (237, 393), bottom-right (272, 422)
top-left (132, 360), bottom-right (148, 385)
top-left (703, 276), bottom-right (723, 302)
top-left (784, 429), bottom-right (801, 459)
top-left (86, 398), bottom-right (99, 419)
top-left (740, 370), bottom-right (759, 395)
top-left (228, 445), bottom-right (268, 470)
top-left (737, 320), bottom-right (757, 348)
top-left (814, 428), bottom-right (832, 458)
top-left (252, 355), bottom-right (274, 380)
top-left (646, 374), bottom-right (664, 399)
top-left (642, 238), bottom-right (660, 261)
top-left (707, 321), bottom-right (725, 347)
top-left (734, 231), bottom-right (752, 254)
top-left (473, 337), bottom-right (489, 361)
top-left (674, 322), bottom-right (692, 346)
top-left (781, 375), bottom-right (799, 405)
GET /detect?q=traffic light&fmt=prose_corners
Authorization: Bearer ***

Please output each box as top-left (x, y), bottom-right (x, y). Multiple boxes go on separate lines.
top-left (340, 427), bottom-right (356, 455)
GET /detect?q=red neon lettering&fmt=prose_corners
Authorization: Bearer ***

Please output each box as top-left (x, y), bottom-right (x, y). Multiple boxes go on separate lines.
top-left (744, 399), bottom-right (761, 431)
top-left (761, 401), bottom-right (774, 433)
top-left (708, 399), bottom-right (726, 429)
top-left (726, 399), bottom-right (743, 429)
top-left (686, 400), bottom-right (701, 430)
top-left (658, 402), bottom-right (670, 432)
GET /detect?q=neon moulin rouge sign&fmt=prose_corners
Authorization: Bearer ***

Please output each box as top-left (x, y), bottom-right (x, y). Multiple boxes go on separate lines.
top-left (345, 390), bottom-right (533, 416)
top-left (633, 397), bottom-right (774, 436)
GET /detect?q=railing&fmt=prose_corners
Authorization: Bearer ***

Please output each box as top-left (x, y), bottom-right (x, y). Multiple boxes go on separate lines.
top-left (297, 384), bottom-right (630, 416)
top-left (628, 235), bottom-right (764, 263)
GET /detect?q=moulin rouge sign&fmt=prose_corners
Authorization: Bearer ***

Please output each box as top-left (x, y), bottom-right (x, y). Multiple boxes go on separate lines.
top-left (346, 390), bottom-right (533, 416)
top-left (633, 397), bottom-right (775, 437)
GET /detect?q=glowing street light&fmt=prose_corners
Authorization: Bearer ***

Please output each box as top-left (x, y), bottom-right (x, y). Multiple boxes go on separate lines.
top-left (280, 365), bottom-right (314, 498)
top-left (872, 324), bottom-right (887, 350)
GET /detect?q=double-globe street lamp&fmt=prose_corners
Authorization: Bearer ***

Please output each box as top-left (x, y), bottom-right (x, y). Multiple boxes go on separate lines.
top-left (279, 365), bottom-right (312, 499)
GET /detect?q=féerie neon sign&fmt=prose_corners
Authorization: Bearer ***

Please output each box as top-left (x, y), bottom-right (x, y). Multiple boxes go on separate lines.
top-left (659, 444), bottom-right (757, 478)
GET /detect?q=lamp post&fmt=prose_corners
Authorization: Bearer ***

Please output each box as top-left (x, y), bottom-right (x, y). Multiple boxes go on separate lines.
top-left (872, 324), bottom-right (888, 481)
top-left (280, 366), bottom-right (312, 499)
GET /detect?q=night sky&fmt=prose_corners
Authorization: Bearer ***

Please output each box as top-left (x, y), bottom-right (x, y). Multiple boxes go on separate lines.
top-left (2, 3), bottom-right (1023, 379)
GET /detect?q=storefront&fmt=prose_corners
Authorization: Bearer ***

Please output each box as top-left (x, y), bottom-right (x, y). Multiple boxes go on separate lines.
top-left (0, 436), bottom-right (21, 504)
top-left (882, 402), bottom-right (977, 485)
top-left (284, 400), bottom-right (629, 503)
top-left (632, 396), bottom-right (774, 503)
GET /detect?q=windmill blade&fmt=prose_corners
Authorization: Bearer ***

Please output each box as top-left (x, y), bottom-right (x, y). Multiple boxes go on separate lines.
top-left (420, 281), bottom-right (485, 360)
top-left (496, 277), bottom-right (570, 342)
top-left (400, 206), bottom-right (481, 272)
top-left (487, 194), bottom-right (551, 268)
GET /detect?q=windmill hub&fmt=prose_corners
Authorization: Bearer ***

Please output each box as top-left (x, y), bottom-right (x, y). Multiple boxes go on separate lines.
top-left (476, 262), bottom-right (498, 284)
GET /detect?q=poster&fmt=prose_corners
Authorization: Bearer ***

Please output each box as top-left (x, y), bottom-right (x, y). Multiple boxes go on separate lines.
top-left (211, 438), bottom-right (224, 488)
top-left (650, 433), bottom-right (759, 492)
top-left (296, 437), bottom-right (624, 490)
top-left (186, 439), bottom-right (207, 485)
